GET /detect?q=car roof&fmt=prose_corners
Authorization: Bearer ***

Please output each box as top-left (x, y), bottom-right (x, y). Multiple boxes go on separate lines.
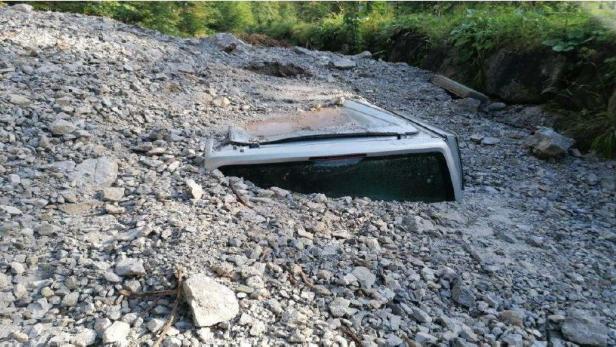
top-left (228, 99), bottom-right (419, 145)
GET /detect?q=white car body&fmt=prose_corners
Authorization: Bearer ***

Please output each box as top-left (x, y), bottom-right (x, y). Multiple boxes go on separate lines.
top-left (205, 100), bottom-right (464, 202)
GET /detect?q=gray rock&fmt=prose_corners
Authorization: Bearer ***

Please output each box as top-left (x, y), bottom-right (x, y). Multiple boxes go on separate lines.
top-left (8, 94), bottom-right (30, 106)
top-left (452, 280), bottom-right (475, 308)
top-left (481, 137), bottom-right (500, 146)
top-left (115, 258), bottom-right (146, 277)
top-left (486, 102), bottom-right (507, 111)
top-left (411, 306), bottom-right (432, 323)
top-left (454, 98), bottom-right (482, 113)
top-left (415, 332), bottom-right (437, 345)
top-left (0, 273), bottom-right (11, 290)
top-left (102, 187), bottom-right (124, 201)
top-left (330, 57), bottom-right (356, 70)
top-left (182, 273), bottom-right (239, 327)
top-left (50, 119), bottom-right (76, 136)
top-left (185, 179), bottom-right (204, 200)
top-left (71, 328), bottom-right (97, 347)
top-left (146, 318), bottom-right (166, 333)
top-left (62, 292), bottom-right (79, 307)
top-left (524, 127), bottom-right (574, 159)
top-left (351, 266), bottom-right (376, 288)
top-left (561, 309), bottom-right (608, 347)
top-left (102, 321), bottom-right (130, 345)
top-left (70, 157), bottom-right (118, 191)
top-left (329, 297), bottom-right (350, 317)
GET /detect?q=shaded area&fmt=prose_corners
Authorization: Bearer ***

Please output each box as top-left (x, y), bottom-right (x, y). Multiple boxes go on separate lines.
top-left (220, 153), bottom-right (455, 202)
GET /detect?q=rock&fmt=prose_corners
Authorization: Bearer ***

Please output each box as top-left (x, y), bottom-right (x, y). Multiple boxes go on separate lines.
top-left (205, 33), bottom-right (248, 52)
top-left (524, 127), bottom-right (574, 159)
top-left (70, 157), bottom-right (118, 191)
top-left (1, 205), bottom-right (22, 215)
top-left (10, 331), bottom-right (28, 343)
top-left (11, 4), bottom-right (33, 12)
top-left (27, 298), bottom-right (51, 319)
top-left (499, 310), bottom-right (524, 327)
top-left (185, 179), bottom-right (204, 200)
top-left (10, 262), bottom-right (25, 275)
top-left (330, 57), bottom-right (356, 70)
top-left (486, 102), bottom-right (507, 112)
top-left (94, 318), bottom-right (112, 334)
top-left (115, 258), bottom-right (146, 277)
top-left (452, 280), bottom-right (475, 308)
top-left (329, 297), bottom-right (350, 317)
top-left (182, 273), bottom-right (239, 327)
top-left (102, 187), bottom-right (124, 201)
top-left (485, 48), bottom-right (565, 103)
top-left (163, 336), bottom-right (182, 347)
top-left (410, 306), bottom-right (432, 323)
top-left (0, 273), bottom-right (11, 290)
top-left (102, 321), bottom-right (130, 345)
top-left (454, 98), bottom-right (481, 113)
top-left (8, 94), bottom-right (30, 106)
top-left (351, 266), bottom-right (376, 288)
top-left (62, 292), bottom-right (79, 307)
top-left (50, 119), bottom-right (77, 136)
top-left (561, 309), bottom-right (608, 347)
top-left (352, 51), bottom-right (372, 59)
top-left (481, 137), bottom-right (500, 146)
top-left (146, 318), bottom-right (166, 333)
top-left (415, 332), bottom-right (437, 345)
top-left (71, 328), bottom-right (97, 347)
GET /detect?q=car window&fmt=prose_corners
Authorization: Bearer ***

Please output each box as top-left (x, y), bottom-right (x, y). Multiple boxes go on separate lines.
top-left (220, 152), bottom-right (454, 202)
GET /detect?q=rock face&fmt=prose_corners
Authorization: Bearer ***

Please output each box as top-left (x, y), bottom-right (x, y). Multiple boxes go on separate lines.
top-left (182, 274), bottom-right (239, 327)
top-left (561, 309), bottom-right (608, 347)
top-left (524, 127), bottom-right (574, 159)
top-left (484, 48), bottom-right (565, 104)
top-left (70, 157), bottom-right (118, 192)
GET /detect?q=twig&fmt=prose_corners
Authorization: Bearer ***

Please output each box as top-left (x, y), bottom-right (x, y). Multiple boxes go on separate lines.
top-left (298, 269), bottom-right (316, 289)
top-left (153, 267), bottom-right (185, 347)
top-left (230, 184), bottom-right (252, 207)
top-left (118, 289), bottom-right (176, 297)
top-left (341, 325), bottom-right (362, 346)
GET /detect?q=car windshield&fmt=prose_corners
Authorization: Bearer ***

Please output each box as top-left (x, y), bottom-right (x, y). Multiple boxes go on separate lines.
top-left (220, 152), bottom-right (454, 202)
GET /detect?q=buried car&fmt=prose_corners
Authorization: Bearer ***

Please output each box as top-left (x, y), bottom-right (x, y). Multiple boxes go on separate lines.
top-left (204, 99), bottom-right (464, 202)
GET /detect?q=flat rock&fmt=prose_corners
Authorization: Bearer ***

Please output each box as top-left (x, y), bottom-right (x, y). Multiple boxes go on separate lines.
top-left (102, 187), bottom-right (124, 201)
top-left (115, 258), bottom-right (146, 277)
top-left (182, 273), bottom-right (239, 327)
top-left (102, 321), bottom-right (130, 345)
top-left (8, 94), bottom-right (30, 106)
top-left (330, 57), bottom-right (356, 70)
top-left (351, 266), bottom-right (376, 288)
top-left (70, 157), bottom-right (118, 192)
top-left (561, 309), bottom-right (608, 347)
top-left (50, 119), bottom-right (76, 136)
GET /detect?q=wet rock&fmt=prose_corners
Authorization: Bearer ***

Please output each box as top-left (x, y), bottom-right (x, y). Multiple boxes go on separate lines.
top-left (561, 309), bottom-right (608, 347)
top-left (524, 127), bottom-right (574, 159)
top-left (182, 273), bottom-right (239, 327)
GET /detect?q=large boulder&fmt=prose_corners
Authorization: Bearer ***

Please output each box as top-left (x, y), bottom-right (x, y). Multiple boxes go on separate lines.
top-left (182, 274), bottom-right (239, 327)
top-left (524, 127), bottom-right (574, 159)
top-left (561, 309), bottom-right (608, 347)
top-left (484, 48), bottom-right (565, 104)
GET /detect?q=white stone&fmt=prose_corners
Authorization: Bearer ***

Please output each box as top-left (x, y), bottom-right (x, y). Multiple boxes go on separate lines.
top-left (50, 119), bottom-right (76, 135)
top-left (182, 273), bottom-right (239, 327)
top-left (102, 187), bottom-right (124, 201)
top-left (102, 321), bottom-right (130, 344)
top-left (185, 179), bottom-right (204, 200)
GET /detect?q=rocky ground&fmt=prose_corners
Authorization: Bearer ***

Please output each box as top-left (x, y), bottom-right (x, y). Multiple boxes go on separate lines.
top-left (1, 5), bottom-right (615, 347)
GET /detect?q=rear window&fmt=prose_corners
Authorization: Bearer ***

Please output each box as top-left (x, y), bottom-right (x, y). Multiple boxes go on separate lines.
top-left (220, 152), bottom-right (455, 202)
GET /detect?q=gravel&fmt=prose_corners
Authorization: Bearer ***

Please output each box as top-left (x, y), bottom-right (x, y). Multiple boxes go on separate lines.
top-left (0, 5), bottom-right (614, 346)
